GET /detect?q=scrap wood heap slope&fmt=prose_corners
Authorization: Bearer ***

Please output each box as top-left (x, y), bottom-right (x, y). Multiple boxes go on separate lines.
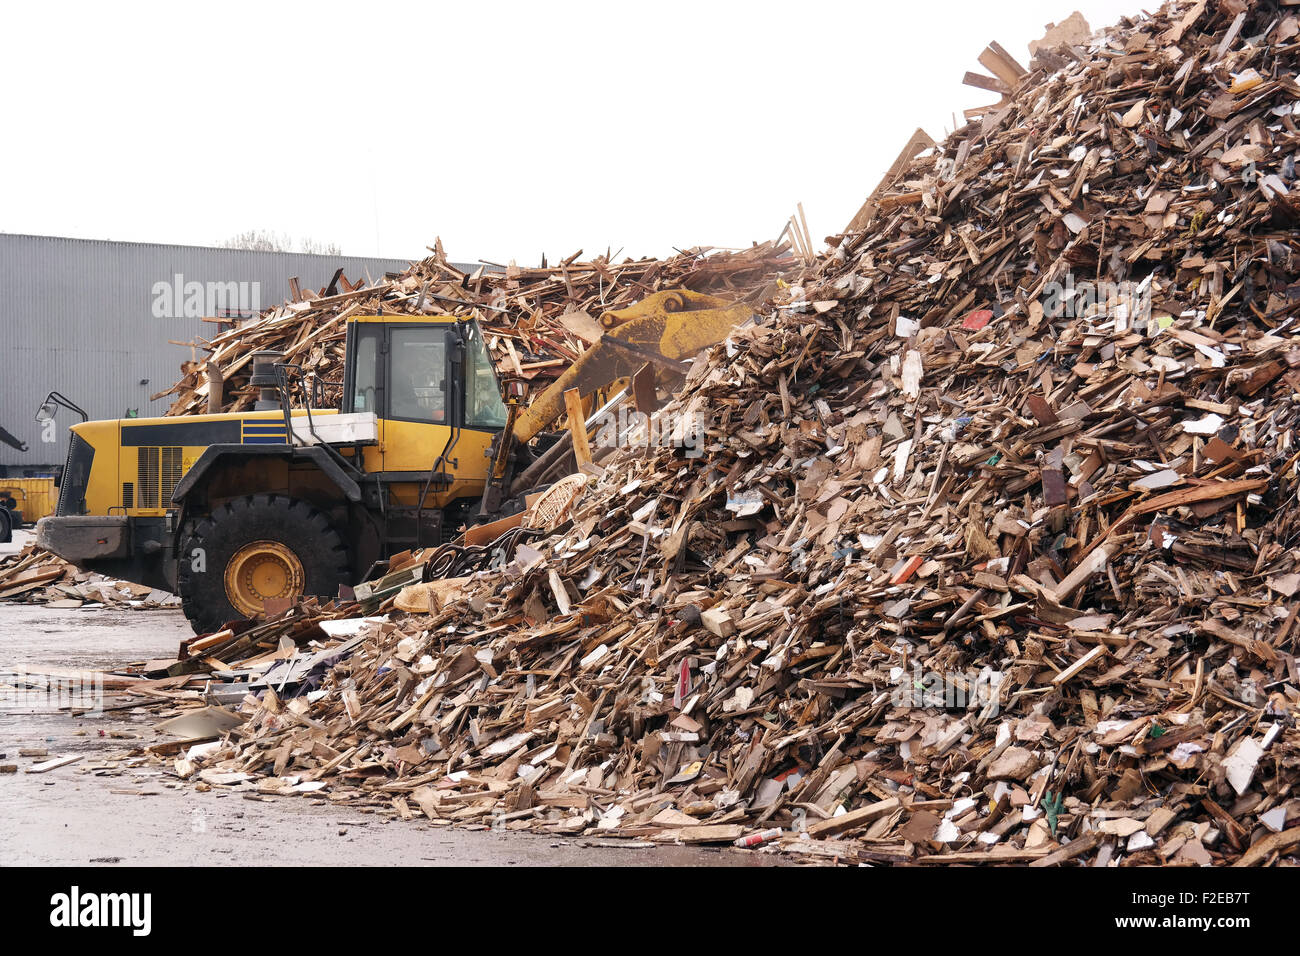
top-left (161, 0), bottom-right (1300, 865)
top-left (158, 240), bottom-right (789, 416)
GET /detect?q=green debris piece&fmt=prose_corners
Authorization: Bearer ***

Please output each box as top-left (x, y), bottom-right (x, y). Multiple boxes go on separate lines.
top-left (1149, 724), bottom-right (1166, 738)
top-left (987, 452), bottom-right (1002, 466)
top-left (1044, 791), bottom-right (1064, 835)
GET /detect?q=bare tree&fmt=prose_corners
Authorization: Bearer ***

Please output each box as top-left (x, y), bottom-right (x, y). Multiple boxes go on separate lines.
top-left (219, 230), bottom-right (342, 255)
top-left (298, 236), bottom-right (343, 256)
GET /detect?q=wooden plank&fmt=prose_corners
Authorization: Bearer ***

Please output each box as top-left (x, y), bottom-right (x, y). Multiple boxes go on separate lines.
top-left (563, 387), bottom-right (593, 469)
top-left (1052, 645), bottom-right (1107, 686)
top-left (978, 43), bottom-right (1028, 90)
top-left (964, 71), bottom-right (1011, 96)
top-left (846, 128), bottom-right (936, 234)
top-left (25, 754), bottom-right (83, 773)
top-left (806, 798), bottom-right (901, 837)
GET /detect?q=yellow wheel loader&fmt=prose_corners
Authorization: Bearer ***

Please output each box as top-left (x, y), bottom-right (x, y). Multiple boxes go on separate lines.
top-left (37, 290), bottom-right (755, 633)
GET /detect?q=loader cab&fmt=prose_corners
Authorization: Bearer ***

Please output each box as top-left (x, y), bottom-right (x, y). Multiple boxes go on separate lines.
top-left (342, 316), bottom-right (509, 429)
top-left (340, 316), bottom-right (508, 498)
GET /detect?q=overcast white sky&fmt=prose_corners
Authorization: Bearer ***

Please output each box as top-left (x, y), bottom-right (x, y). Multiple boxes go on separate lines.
top-left (2, 0), bottom-right (1145, 266)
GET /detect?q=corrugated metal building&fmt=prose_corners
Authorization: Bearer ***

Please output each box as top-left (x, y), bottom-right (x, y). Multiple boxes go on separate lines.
top-left (0, 234), bottom-right (472, 474)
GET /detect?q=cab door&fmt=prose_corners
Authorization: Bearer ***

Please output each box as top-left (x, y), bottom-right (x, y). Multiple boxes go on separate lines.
top-left (378, 324), bottom-right (459, 502)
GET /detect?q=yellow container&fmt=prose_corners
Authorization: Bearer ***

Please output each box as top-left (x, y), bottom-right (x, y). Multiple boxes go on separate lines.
top-left (0, 477), bottom-right (58, 525)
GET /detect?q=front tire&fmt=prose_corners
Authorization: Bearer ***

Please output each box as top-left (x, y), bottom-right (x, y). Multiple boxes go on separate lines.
top-left (0, 507), bottom-right (11, 544)
top-left (176, 494), bottom-right (349, 634)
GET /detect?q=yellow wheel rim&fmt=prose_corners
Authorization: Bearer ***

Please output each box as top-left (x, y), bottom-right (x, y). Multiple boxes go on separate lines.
top-left (223, 540), bottom-right (305, 618)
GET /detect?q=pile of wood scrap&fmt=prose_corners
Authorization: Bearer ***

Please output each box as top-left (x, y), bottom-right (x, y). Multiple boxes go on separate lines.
top-left (156, 241), bottom-right (790, 417)
top-left (0, 544), bottom-right (176, 608)
top-left (111, 0), bottom-right (1300, 866)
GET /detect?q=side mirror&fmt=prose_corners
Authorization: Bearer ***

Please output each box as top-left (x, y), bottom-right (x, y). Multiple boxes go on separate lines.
top-left (34, 391), bottom-right (89, 424)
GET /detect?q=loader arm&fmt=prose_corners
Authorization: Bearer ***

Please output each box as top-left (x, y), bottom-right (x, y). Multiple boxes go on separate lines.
top-left (509, 289), bottom-right (754, 445)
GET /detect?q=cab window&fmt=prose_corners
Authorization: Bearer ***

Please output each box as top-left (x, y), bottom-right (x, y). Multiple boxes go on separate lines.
top-left (464, 325), bottom-right (509, 429)
top-left (389, 327), bottom-right (448, 423)
top-left (350, 327), bottom-right (379, 413)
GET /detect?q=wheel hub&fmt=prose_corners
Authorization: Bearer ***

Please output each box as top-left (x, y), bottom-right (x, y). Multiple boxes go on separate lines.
top-left (223, 540), bottom-right (305, 618)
